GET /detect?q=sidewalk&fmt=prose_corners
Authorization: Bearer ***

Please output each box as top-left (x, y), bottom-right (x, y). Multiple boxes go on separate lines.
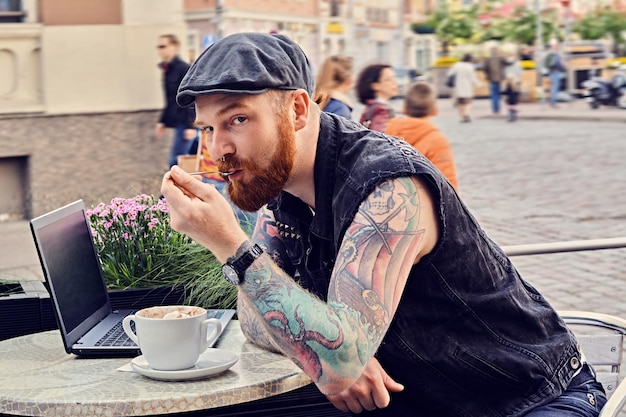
top-left (0, 221), bottom-right (43, 282)
top-left (437, 96), bottom-right (626, 123)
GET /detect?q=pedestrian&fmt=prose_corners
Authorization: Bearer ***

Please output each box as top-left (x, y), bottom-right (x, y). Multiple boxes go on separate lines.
top-left (482, 46), bottom-right (509, 114)
top-left (313, 55), bottom-right (354, 119)
top-left (154, 34), bottom-right (197, 168)
top-left (447, 53), bottom-right (481, 123)
top-left (503, 51), bottom-right (523, 122)
top-left (163, 32), bottom-right (607, 417)
top-left (385, 82), bottom-right (459, 191)
top-left (543, 40), bottom-right (566, 108)
top-left (356, 64), bottom-right (398, 132)
top-left (519, 45), bottom-right (533, 61)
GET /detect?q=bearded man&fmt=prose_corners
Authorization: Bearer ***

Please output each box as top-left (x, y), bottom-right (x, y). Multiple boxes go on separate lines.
top-left (161, 33), bottom-right (606, 417)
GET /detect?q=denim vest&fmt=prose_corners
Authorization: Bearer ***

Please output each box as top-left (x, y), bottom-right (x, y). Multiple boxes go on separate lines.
top-left (267, 113), bottom-right (581, 416)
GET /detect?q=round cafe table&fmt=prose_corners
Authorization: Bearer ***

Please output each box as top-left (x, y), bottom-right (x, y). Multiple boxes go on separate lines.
top-left (0, 321), bottom-right (317, 416)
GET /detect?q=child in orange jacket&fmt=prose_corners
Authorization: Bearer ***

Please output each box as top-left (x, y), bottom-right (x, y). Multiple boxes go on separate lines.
top-left (386, 82), bottom-right (459, 191)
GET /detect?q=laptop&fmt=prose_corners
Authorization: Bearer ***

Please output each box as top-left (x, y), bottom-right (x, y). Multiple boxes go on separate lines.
top-left (29, 199), bottom-right (235, 357)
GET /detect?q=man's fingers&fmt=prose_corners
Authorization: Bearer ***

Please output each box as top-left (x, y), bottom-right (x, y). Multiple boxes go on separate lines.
top-left (326, 396), bottom-right (350, 413)
top-left (342, 397), bottom-right (364, 414)
top-left (165, 166), bottom-right (206, 199)
top-left (382, 369), bottom-right (405, 394)
top-left (371, 385), bottom-right (391, 410)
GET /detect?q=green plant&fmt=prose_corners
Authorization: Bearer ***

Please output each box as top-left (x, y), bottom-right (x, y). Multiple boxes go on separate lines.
top-left (87, 194), bottom-right (237, 309)
top-left (436, 8), bottom-right (480, 43)
top-left (574, 8), bottom-right (626, 55)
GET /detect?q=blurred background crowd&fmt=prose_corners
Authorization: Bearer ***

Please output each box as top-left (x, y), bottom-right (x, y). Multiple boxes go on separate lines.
top-left (1, 0), bottom-right (625, 221)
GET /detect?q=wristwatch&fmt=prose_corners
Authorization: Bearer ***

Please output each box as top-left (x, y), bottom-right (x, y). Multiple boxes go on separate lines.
top-left (221, 243), bottom-right (263, 285)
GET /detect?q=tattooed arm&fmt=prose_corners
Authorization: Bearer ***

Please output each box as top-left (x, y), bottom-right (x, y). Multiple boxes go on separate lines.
top-left (236, 176), bottom-right (439, 396)
top-left (237, 207), bottom-right (297, 352)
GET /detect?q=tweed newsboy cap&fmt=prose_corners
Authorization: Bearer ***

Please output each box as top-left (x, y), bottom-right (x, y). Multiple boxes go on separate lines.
top-left (176, 33), bottom-right (314, 108)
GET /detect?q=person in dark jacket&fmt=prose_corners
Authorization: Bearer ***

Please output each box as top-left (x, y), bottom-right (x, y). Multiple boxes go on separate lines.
top-left (162, 33), bottom-right (607, 417)
top-left (155, 34), bottom-right (197, 168)
top-left (482, 46), bottom-right (509, 114)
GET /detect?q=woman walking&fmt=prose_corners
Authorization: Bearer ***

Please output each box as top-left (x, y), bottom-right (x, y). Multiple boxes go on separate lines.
top-left (447, 54), bottom-right (481, 123)
top-left (503, 51), bottom-right (523, 121)
top-left (356, 64), bottom-right (398, 132)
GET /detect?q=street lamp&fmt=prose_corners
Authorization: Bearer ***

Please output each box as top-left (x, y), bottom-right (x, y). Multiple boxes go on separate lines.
top-left (560, 0), bottom-right (572, 95)
top-left (560, 0), bottom-right (572, 43)
top-left (534, 0), bottom-right (544, 94)
top-left (216, 0), bottom-right (224, 39)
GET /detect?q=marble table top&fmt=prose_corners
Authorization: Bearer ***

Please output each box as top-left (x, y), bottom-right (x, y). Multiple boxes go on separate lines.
top-left (0, 321), bottom-right (312, 416)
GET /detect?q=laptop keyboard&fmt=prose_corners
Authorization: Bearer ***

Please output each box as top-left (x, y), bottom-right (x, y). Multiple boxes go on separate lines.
top-left (95, 320), bottom-right (136, 347)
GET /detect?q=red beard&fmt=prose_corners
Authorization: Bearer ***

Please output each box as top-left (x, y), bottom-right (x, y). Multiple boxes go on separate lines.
top-left (223, 112), bottom-right (296, 212)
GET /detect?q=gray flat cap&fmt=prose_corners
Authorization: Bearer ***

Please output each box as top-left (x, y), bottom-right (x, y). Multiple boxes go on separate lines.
top-left (177, 33), bottom-right (314, 108)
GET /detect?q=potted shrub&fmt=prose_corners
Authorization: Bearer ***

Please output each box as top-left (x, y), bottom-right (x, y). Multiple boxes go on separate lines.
top-left (86, 194), bottom-right (238, 310)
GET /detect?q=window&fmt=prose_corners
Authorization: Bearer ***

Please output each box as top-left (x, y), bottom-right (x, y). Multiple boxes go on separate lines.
top-left (0, 0), bottom-right (24, 23)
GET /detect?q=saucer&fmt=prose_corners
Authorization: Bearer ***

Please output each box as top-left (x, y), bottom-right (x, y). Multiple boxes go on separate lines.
top-left (130, 348), bottom-right (239, 381)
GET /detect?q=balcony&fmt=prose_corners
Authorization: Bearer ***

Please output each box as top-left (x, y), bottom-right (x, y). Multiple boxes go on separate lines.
top-left (0, 23), bottom-right (44, 114)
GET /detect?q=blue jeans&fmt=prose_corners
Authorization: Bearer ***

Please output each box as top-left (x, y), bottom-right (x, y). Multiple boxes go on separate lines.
top-left (489, 81), bottom-right (502, 113)
top-left (168, 125), bottom-right (195, 168)
top-left (549, 71), bottom-right (563, 106)
top-left (524, 363), bottom-right (607, 417)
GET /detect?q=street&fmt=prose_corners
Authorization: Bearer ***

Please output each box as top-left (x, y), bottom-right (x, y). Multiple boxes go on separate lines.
top-left (433, 102), bottom-right (626, 318)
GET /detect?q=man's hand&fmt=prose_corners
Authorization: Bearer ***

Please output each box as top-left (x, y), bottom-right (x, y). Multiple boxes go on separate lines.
top-left (325, 358), bottom-right (404, 413)
top-left (155, 123), bottom-right (166, 137)
top-left (161, 165), bottom-right (249, 262)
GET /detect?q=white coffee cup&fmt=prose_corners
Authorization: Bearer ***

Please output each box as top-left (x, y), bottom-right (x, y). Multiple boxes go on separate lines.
top-left (122, 305), bottom-right (222, 371)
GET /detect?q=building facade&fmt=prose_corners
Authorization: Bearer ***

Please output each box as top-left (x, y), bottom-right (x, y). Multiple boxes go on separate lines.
top-left (0, 0), bottom-right (188, 219)
top-left (0, 0), bottom-right (438, 220)
top-left (183, 0), bottom-right (437, 75)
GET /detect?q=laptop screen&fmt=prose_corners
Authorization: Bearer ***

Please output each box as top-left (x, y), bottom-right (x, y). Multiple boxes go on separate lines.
top-left (32, 203), bottom-right (109, 334)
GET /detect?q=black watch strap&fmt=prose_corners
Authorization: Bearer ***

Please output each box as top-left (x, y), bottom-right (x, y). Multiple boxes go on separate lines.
top-left (221, 243), bottom-right (263, 285)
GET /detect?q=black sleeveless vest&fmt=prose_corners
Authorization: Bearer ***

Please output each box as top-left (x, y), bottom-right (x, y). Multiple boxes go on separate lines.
top-left (267, 112), bottom-right (581, 416)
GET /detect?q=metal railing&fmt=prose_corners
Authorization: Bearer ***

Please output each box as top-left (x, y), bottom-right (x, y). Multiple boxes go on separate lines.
top-left (502, 237), bottom-right (626, 257)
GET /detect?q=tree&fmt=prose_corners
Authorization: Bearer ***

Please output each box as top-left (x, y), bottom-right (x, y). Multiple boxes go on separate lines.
top-left (574, 8), bottom-right (626, 55)
top-left (496, 6), bottom-right (558, 45)
top-left (431, 3), bottom-right (558, 47)
top-left (412, 7), bottom-right (447, 35)
top-left (435, 5), bottom-right (480, 43)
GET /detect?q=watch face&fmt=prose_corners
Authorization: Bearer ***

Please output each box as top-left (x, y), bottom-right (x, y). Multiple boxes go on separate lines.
top-left (221, 264), bottom-right (240, 285)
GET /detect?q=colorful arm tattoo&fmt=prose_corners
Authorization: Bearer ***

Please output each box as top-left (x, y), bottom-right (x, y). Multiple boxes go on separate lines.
top-left (238, 177), bottom-right (425, 393)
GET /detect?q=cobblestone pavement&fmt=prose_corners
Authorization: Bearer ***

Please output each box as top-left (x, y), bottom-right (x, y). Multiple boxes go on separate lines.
top-left (434, 99), bottom-right (626, 319)
top-left (434, 99), bottom-right (626, 415)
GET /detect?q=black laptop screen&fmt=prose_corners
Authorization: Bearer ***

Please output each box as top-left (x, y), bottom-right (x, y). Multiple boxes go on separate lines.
top-left (36, 208), bottom-right (109, 333)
